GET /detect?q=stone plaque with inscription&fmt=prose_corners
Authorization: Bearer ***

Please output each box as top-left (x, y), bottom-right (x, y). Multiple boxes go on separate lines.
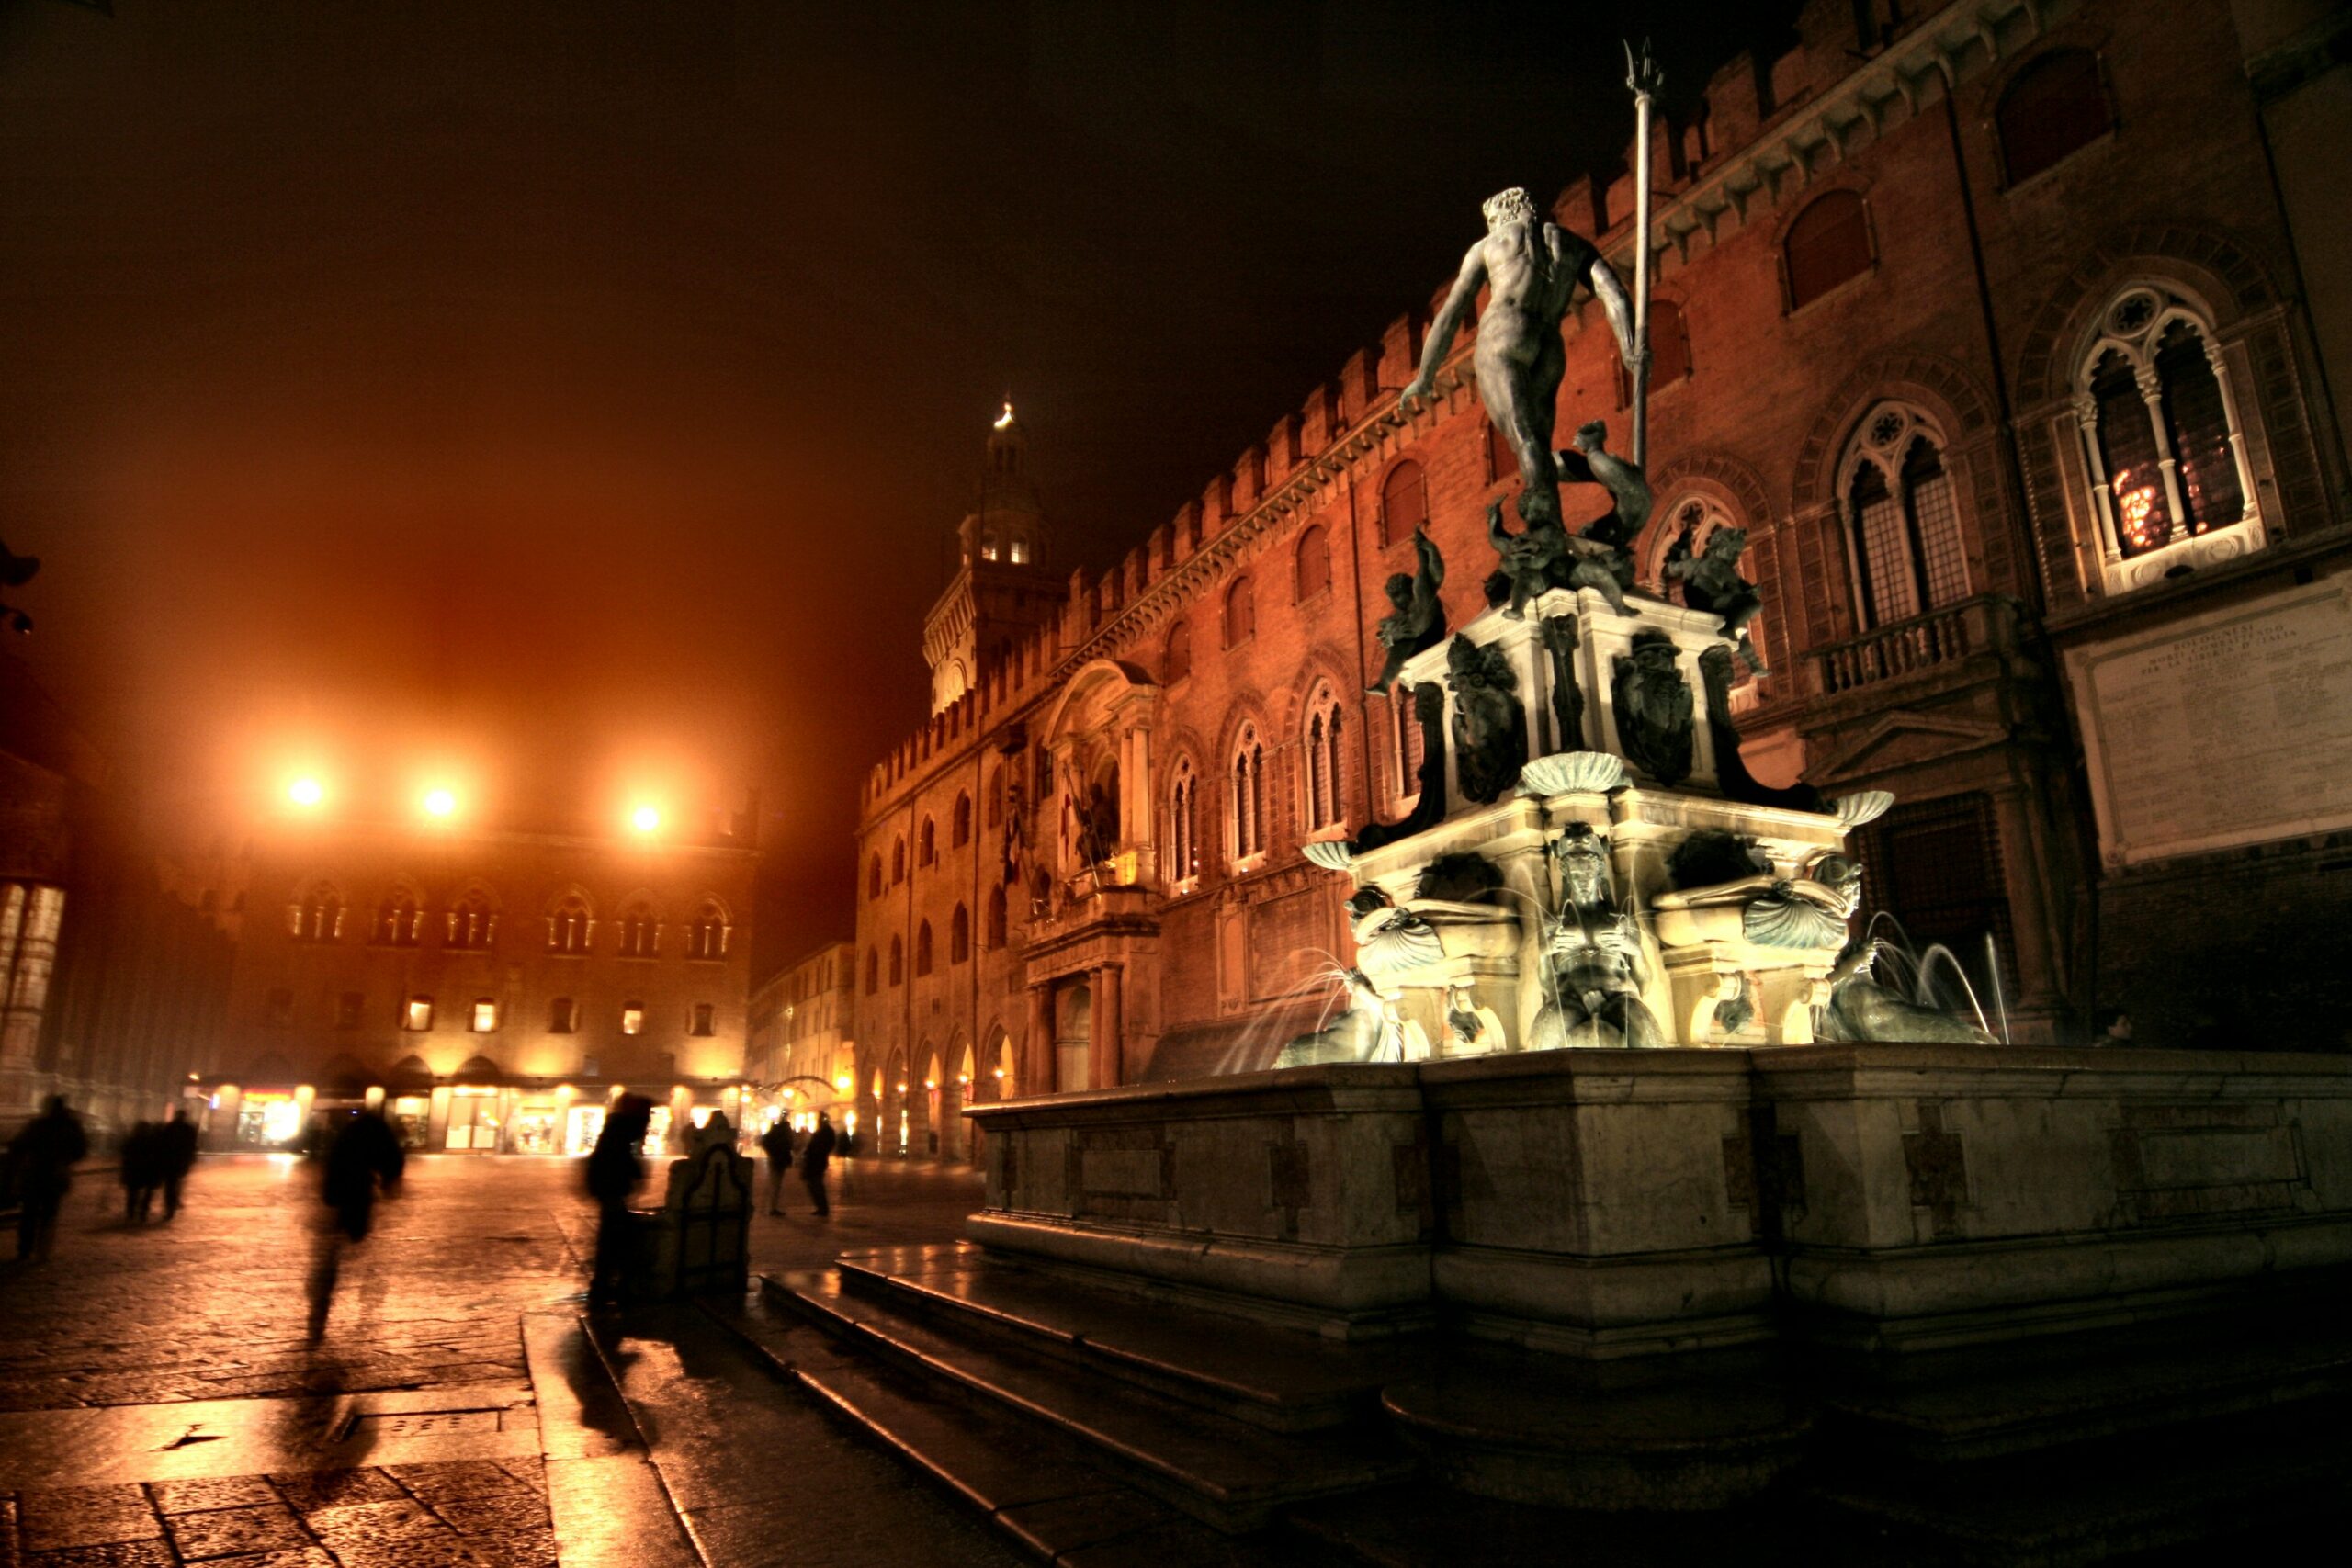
top-left (2066, 581), bottom-right (2352, 866)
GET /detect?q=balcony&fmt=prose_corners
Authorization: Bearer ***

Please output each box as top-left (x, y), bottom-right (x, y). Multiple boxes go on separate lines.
top-left (1809, 595), bottom-right (2022, 698)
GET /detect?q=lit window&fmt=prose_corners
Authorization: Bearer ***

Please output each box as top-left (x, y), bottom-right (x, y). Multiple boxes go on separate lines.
top-left (472, 998), bottom-right (498, 1032)
top-left (687, 901), bottom-right (727, 960)
top-left (1784, 190), bottom-right (1873, 311)
top-left (618, 901), bottom-right (658, 959)
top-left (292, 883), bottom-right (343, 942)
top-left (2073, 288), bottom-right (2259, 591)
top-left (979, 531), bottom-right (1000, 562)
top-left (404, 996), bottom-right (435, 1032)
top-left (1009, 538), bottom-right (1028, 565)
top-left (621, 1002), bottom-right (644, 1035)
top-left (373, 889), bottom-right (422, 946)
top-left (548, 895), bottom-right (593, 954)
top-left (1838, 402), bottom-right (1968, 627)
top-left (1997, 49), bottom-right (2110, 186)
top-left (1167, 757), bottom-right (1199, 886)
top-left (447, 890), bottom-right (494, 950)
top-left (1379, 460), bottom-right (1428, 547)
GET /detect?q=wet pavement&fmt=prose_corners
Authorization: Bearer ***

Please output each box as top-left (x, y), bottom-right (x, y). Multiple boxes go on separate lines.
top-left (0, 1152), bottom-right (997, 1566)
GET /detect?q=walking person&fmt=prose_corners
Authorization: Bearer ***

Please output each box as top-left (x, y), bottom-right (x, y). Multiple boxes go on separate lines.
top-left (9, 1095), bottom-right (87, 1262)
top-left (307, 1109), bottom-right (405, 1340)
top-left (586, 1094), bottom-right (652, 1306)
top-left (799, 1110), bottom-right (837, 1218)
top-left (759, 1116), bottom-right (797, 1214)
top-left (119, 1121), bottom-right (163, 1224)
top-left (158, 1108), bottom-right (199, 1221)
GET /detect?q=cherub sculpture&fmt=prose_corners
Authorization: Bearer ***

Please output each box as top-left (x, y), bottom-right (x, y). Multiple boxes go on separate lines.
top-left (1367, 525), bottom-right (1446, 694)
top-left (1487, 498), bottom-right (1570, 621)
top-left (1445, 636), bottom-right (1524, 803)
top-left (1665, 523), bottom-right (1769, 674)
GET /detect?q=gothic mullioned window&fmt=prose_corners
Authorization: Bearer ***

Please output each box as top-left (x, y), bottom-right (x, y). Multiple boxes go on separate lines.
top-left (1166, 756), bottom-right (1199, 888)
top-left (1303, 687), bottom-right (1346, 832)
top-left (2073, 287), bottom-right (2262, 593)
top-left (548, 895), bottom-right (593, 954)
top-left (617, 901), bottom-right (659, 959)
top-left (292, 882), bottom-right (343, 942)
top-left (1838, 402), bottom-right (1967, 627)
top-left (1230, 725), bottom-right (1265, 863)
top-left (1379, 460), bottom-right (1428, 547)
top-left (686, 900), bottom-right (728, 960)
top-left (371, 889), bottom-right (422, 947)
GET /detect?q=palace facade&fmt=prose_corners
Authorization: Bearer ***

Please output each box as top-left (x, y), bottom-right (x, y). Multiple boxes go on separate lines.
top-left (203, 809), bottom-right (757, 1154)
top-left (851, 0), bottom-right (2352, 1154)
top-left (745, 940), bottom-right (856, 1138)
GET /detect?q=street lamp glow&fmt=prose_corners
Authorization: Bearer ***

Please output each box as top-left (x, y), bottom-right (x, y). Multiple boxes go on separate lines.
top-left (288, 777), bottom-right (324, 807)
top-left (630, 805), bottom-right (661, 833)
top-left (422, 787), bottom-right (457, 818)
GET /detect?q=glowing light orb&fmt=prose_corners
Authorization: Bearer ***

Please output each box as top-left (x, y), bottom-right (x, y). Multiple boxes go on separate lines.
top-left (288, 777), bottom-right (324, 807)
top-left (423, 788), bottom-right (457, 818)
top-left (631, 805), bottom-right (661, 833)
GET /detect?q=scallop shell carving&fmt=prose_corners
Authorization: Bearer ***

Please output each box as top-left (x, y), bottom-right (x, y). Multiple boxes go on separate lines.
top-left (1829, 790), bottom-right (1896, 828)
top-left (1515, 750), bottom-right (1627, 796)
top-left (1301, 840), bottom-right (1356, 873)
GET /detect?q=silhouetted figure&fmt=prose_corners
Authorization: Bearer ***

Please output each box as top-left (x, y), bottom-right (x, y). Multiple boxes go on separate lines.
top-left (119, 1121), bottom-right (164, 1224)
top-left (759, 1118), bottom-right (797, 1214)
top-left (307, 1110), bottom-right (405, 1339)
top-left (586, 1095), bottom-right (653, 1306)
top-left (10, 1096), bottom-right (86, 1262)
top-left (800, 1111), bottom-right (837, 1218)
top-left (158, 1109), bottom-right (198, 1220)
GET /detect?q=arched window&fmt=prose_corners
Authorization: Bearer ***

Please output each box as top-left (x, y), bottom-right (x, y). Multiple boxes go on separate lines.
top-left (950, 904), bottom-right (970, 964)
top-left (1303, 689), bottom-right (1347, 831)
top-left (986, 885), bottom-right (1008, 949)
top-left (372, 888), bottom-right (421, 947)
top-left (1380, 459), bottom-right (1428, 547)
top-left (1295, 524), bottom-right (1330, 602)
top-left (686, 900), bottom-right (728, 960)
top-left (1998, 49), bottom-right (2110, 186)
top-left (979, 530), bottom-right (1000, 563)
top-left (953, 793), bottom-right (973, 848)
top-left (986, 765), bottom-right (1004, 829)
top-left (888, 936), bottom-right (903, 985)
top-left (1839, 403), bottom-right (1968, 627)
top-left (1224, 578), bottom-right (1255, 649)
top-left (1167, 757), bottom-right (1199, 886)
top-left (1784, 190), bottom-right (1872, 311)
top-left (293, 882), bottom-right (344, 942)
top-left (919, 818), bottom-right (936, 866)
top-left (1230, 724), bottom-right (1265, 861)
top-left (1164, 619), bottom-right (1193, 683)
top-left (548, 894), bottom-right (593, 954)
top-left (447, 889), bottom-right (495, 950)
top-left (891, 837), bottom-right (906, 884)
top-left (865, 948), bottom-right (879, 995)
top-left (915, 920), bottom-right (934, 976)
top-left (618, 900), bottom-right (659, 959)
top-left (2074, 288), bottom-right (2257, 586)
top-left (868, 853), bottom-right (883, 899)
top-left (1619, 299), bottom-right (1691, 402)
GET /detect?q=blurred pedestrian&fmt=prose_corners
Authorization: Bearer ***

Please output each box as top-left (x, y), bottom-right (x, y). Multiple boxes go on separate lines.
top-left (307, 1109), bottom-right (405, 1339)
top-left (586, 1094), bottom-right (653, 1306)
top-left (158, 1108), bottom-right (199, 1221)
top-left (9, 1095), bottom-right (86, 1262)
top-left (119, 1121), bottom-right (164, 1224)
top-left (800, 1111), bottom-right (837, 1218)
top-left (759, 1116), bottom-right (797, 1214)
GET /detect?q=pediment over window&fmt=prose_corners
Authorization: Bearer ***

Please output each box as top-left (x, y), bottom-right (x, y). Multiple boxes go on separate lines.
top-left (1813, 711), bottom-right (2008, 784)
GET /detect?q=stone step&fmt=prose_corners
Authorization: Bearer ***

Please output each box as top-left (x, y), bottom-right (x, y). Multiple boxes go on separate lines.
top-left (762, 1269), bottom-right (1414, 1533)
top-left (831, 1241), bottom-right (1409, 1432)
top-left (1380, 1345), bottom-right (1813, 1512)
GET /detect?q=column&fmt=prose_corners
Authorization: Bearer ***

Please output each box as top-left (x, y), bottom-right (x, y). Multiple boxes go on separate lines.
top-left (1024, 985), bottom-right (1053, 1096)
top-left (1093, 964), bottom-right (1124, 1090)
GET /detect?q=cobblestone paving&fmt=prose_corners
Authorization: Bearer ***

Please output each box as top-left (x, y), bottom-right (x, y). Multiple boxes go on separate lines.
top-left (0, 1156), bottom-right (583, 1414)
top-left (9, 1456), bottom-right (554, 1568)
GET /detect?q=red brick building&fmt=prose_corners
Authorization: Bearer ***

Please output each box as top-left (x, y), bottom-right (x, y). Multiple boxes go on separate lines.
top-left (852, 0), bottom-right (2352, 1152)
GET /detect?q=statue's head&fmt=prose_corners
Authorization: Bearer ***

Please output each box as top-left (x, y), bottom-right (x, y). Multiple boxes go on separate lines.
top-left (1704, 525), bottom-right (1747, 559)
top-left (1631, 629), bottom-right (1679, 670)
top-left (1554, 822), bottom-right (1611, 897)
top-left (1346, 886), bottom-right (1393, 919)
top-left (1385, 572), bottom-right (1414, 609)
top-left (1482, 186), bottom-right (1539, 231)
top-left (1809, 852), bottom-right (1863, 917)
top-left (1445, 636), bottom-right (1481, 680)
